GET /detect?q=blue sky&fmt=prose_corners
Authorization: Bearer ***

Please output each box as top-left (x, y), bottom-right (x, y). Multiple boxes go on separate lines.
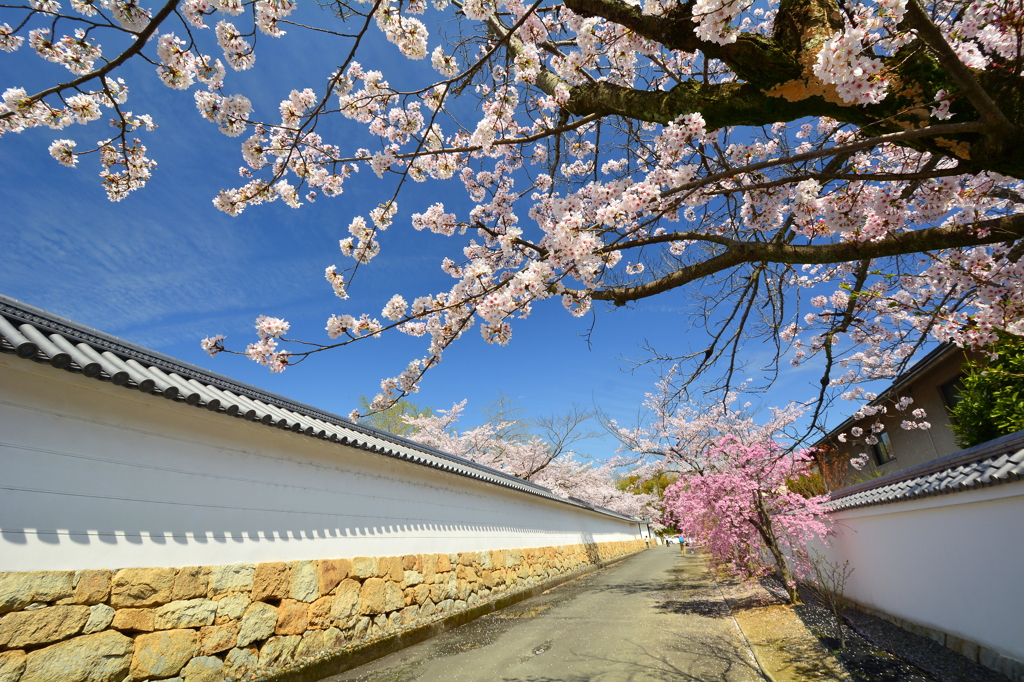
top-left (0, 4), bottom-right (866, 459)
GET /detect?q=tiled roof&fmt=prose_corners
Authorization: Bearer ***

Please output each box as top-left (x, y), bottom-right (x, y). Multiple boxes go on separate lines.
top-left (827, 430), bottom-right (1024, 511)
top-left (0, 293), bottom-right (639, 523)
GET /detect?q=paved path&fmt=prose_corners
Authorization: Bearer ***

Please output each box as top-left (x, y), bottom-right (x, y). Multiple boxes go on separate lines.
top-left (325, 547), bottom-right (766, 682)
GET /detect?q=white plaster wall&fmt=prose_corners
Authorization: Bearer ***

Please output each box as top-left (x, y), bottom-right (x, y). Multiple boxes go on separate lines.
top-left (814, 482), bottom-right (1024, 664)
top-left (0, 355), bottom-right (640, 572)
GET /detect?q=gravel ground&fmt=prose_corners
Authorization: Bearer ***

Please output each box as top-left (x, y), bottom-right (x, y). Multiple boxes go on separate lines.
top-left (758, 576), bottom-right (1011, 682)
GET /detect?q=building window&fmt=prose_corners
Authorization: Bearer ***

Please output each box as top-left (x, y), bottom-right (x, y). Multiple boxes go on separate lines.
top-left (940, 375), bottom-right (965, 409)
top-left (873, 431), bottom-right (895, 465)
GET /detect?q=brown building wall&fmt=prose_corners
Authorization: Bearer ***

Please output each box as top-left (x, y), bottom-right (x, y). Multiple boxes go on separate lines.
top-left (825, 348), bottom-right (981, 484)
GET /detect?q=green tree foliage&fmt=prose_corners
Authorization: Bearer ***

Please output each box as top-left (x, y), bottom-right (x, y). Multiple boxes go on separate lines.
top-left (787, 471), bottom-right (827, 498)
top-left (950, 336), bottom-right (1024, 448)
top-left (617, 471), bottom-right (678, 498)
top-left (356, 396), bottom-right (433, 437)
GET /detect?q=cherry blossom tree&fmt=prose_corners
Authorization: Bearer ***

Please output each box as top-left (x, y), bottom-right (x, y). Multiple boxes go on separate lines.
top-left (618, 373), bottom-right (831, 603)
top-left (405, 400), bottom-right (655, 515)
top-left (661, 437), bottom-right (831, 603)
top-left (4, 0), bottom-right (1024, 424)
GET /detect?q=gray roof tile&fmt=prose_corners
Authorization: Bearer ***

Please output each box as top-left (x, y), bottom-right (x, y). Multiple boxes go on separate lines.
top-left (827, 430), bottom-right (1024, 511)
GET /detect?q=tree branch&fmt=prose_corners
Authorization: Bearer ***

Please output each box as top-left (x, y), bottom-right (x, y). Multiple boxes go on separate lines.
top-left (588, 213), bottom-right (1024, 304)
top-left (903, 0), bottom-right (1018, 141)
top-left (0, 0), bottom-right (179, 122)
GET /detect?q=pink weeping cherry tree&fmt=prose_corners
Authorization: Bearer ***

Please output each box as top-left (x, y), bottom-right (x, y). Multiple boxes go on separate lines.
top-left (616, 373), bottom-right (840, 603)
top-left (661, 437), bottom-right (831, 604)
top-left (3, 0), bottom-right (1023, 427)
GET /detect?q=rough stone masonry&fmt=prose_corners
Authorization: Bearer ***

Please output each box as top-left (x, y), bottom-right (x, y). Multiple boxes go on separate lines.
top-left (0, 539), bottom-right (646, 682)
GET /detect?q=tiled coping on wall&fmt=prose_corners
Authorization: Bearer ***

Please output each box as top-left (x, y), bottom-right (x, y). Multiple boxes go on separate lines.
top-left (0, 539), bottom-right (648, 682)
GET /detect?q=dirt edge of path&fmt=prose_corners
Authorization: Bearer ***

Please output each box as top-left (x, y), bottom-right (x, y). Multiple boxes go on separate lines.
top-left (696, 550), bottom-right (853, 682)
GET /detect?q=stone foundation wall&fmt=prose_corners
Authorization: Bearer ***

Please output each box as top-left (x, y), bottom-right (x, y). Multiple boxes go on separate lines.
top-left (0, 539), bottom-right (646, 682)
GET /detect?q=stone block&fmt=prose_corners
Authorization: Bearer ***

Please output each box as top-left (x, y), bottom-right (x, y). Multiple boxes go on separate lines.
top-left (387, 611), bottom-right (402, 631)
top-left (350, 557), bottom-right (377, 580)
top-left (317, 559), bottom-right (349, 596)
top-left (73, 571), bottom-right (110, 606)
top-left (400, 605), bottom-right (418, 623)
top-left (275, 599), bottom-right (309, 635)
top-left (236, 602), bottom-right (277, 647)
top-left (420, 555), bottom-right (436, 584)
top-left (130, 629), bottom-right (197, 680)
top-left (258, 635), bottom-right (300, 670)
top-left (490, 550), bottom-right (506, 569)
top-left (290, 561), bottom-right (318, 603)
top-left (0, 650), bottom-right (26, 682)
top-left (429, 583), bottom-right (445, 603)
top-left (456, 579), bottom-right (472, 602)
top-left (110, 608), bottom-right (154, 632)
top-left (294, 628), bottom-right (341, 661)
top-left (172, 566), bottom-right (210, 601)
top-left (110, 568), bottom-right (175, 608)
top-left (251, 563), bottom-right (290, 602)
top-left (21, 630), bottom-right (132, 682)
top-left (435, 554), bottom-right (451, 572)
top-left (0, 604), bottom-right (90, 648)
top-left (353, 616), bottom-right (370, 641)
top-left (381, 557), bottom-right (404, 583)
top-left (444, 573), bottom-right (458, 600)
top-left (207, 564), bottom-right (254, 597)
top-left (0, 575), bottom-right (32, 615)
top-left (154, 599), bottom-right (217, 629)
top-left (222, 647), bottom-right (258, 680)
top-left (419, 600), bottom-right (434, 618)
top-left (404, 570), bottom-right (423, 587)
top-left (456, 565), bottom-right (477, 582)
top-left (199, 622), bottom-right (238, 655)
top-left (0, 572), bottom-right (74, 614)
top-left (413, 584), bottom-right (431, 606)
top-left (457, 552), bottom-right (476, 567)
top-left (358, 578), bottom-right (404, 616)
top-left (83, 604), bottom-right (115, 634)
top-left (180, 655), bottom-right (224, 682)
top-left (214, 594), bottom-right (250, 623)
top-left (402, 555), bottom-right (419, 571)
top-left (330, 579), bottom-right (361, 623)
top-left (307, 596), bottom-right (332, 629)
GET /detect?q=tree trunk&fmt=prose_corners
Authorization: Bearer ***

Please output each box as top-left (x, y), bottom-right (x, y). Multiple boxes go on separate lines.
top-left (751, 491), bottom-right (803, 605)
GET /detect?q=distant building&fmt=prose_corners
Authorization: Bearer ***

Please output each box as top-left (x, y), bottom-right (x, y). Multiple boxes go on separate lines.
top-left (815, 344), bottom-right (981, 484)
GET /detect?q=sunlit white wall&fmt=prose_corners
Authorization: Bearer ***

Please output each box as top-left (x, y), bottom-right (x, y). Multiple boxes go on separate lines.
top-left (815, 483), bottom-right (1024, 669)
top-left (0, 354), bottom-right (640, 572)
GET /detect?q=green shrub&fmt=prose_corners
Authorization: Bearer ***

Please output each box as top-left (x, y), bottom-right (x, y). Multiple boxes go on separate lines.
top-left (950, 334), bottom-right (1024, 448)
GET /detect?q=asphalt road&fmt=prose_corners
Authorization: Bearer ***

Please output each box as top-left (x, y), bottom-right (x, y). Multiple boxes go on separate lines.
top-left (325, 546), bottom-right (766, 682)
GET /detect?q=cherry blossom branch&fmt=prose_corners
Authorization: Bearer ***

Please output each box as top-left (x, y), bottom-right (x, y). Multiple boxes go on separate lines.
top-left (661, 122), bottom-right (985, 198)
top-left (0, 0), bottom-right (179, 122)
